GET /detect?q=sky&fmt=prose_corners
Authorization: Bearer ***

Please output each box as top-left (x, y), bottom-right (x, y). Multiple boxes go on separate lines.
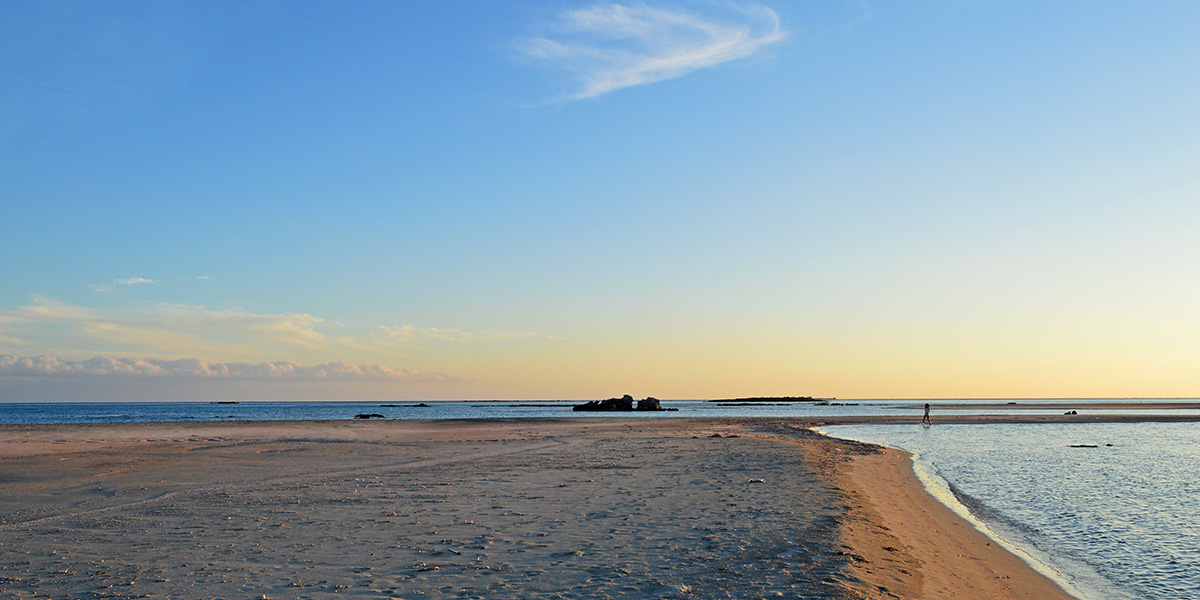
top-left (2, 1), bottom-right (1198, 402)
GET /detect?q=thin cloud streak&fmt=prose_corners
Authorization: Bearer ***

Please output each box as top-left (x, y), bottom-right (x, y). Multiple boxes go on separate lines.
top-left (379, 325), bottom-right (546, 343)
top-left (91, 277), bottom-right (156, 293)
top-left (0, 335), bottom-right (30, 346)
top-left (0, 298), bottom-right (330, 358)
top-left (0, 354), bottom-right (461, 382)
top-left (0, 299), bottom-right (558, 362)
top-left (116, 277), bottom-right (156, 285)
top-left (520, 2), bottom-right (787, 99)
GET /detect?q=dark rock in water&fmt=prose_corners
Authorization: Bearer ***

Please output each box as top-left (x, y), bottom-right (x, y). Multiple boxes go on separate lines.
top-left (379, 404), bottom-right (401, 407)
top-left (355, 413), bottom-right (387, 419)
top-left (636, 397), bottom-right (662, 411)
top-left (573, 395), bottom-right (634, 411)
top-left (1069, 444), bottom-right (1099, 448)
top-left (573, 395), bottom-right (671, 412)
top-left (411, 403), bottom-right (431, 408)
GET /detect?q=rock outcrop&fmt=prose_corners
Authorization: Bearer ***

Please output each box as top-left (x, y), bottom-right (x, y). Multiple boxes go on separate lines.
top-left (637, 397), bottom-right (662, 411)
top-left (572, 395), bottom-right (670, 412)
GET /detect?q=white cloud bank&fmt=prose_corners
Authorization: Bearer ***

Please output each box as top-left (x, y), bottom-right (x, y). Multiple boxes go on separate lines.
top-left (520, 2), bottom-right (786, 99)
top-left (0, 354), bottom-right (459, 382)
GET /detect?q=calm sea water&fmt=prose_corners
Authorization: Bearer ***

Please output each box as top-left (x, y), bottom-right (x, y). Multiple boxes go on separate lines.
top-left (3, 398), bottom-right (1198, 425)
top-left (824, 422), bottom-right (1200, 600)
top-left (0, 399), bottom-right (898, 424)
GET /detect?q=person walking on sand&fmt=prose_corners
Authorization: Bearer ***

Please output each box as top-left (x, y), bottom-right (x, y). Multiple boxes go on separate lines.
top-left (922, 403), bottom-right (931, 426)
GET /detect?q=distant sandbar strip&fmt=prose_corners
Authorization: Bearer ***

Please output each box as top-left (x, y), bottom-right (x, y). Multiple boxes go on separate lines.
top-left (892, 402), bottom-right (1200, 411)
top-left (815, 413), bottom-right (1200, 426)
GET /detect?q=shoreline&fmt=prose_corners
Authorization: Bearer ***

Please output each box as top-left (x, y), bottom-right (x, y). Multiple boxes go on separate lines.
top-left (757, 421), bottom-right (1079, 600)
top-left (809, 430), bottom-right (1083, 600)
top-left (1, 418), bottom-right (1082, 598)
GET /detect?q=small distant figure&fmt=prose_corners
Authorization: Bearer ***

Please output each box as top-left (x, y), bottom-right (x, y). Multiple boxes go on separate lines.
top-left (922, 403), bottom-right (932, 426)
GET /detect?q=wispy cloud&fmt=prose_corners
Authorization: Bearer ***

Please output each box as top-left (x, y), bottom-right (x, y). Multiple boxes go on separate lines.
top-left (153, 303), bottom-right (328, 350)
top-left (379, 325), bottom-right (546, 343)
top-left (0, 299), bottom-right (556, 362)
top-left (92, 277), bottom-right (157, 293)
top-left (519, 2), bottom-right (786, 100)
top-left (0, 334), bottom-right (31, 346)
top-left (0, 298), bottom-right (330, 358)
top-left (0, 354), bottom-right (460, 382)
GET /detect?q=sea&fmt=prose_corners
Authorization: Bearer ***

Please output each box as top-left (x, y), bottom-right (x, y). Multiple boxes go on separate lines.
top-left (3, 398), bottom-right (1198, 599)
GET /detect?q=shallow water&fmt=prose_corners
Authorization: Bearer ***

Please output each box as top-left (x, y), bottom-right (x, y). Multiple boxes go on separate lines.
top-left (823, 422), bottom-right (1200, 600)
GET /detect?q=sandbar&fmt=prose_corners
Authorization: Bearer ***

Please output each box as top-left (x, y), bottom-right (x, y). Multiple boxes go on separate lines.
top-left (892, 402), bottom-right (1200, 411)
top-left (0, 418), bottom-right (1078, 599)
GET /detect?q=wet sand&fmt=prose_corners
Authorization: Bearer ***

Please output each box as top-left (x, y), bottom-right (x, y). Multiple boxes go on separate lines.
top-left (0, 418), bottom-right (1079, 599)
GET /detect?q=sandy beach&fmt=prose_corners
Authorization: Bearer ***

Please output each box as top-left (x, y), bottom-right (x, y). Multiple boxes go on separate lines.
top-left (0, 418), bottom-right (1078, 599)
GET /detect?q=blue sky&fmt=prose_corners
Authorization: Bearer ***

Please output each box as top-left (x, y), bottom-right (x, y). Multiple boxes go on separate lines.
top-left (2, 1), bottom-right (1198, 401)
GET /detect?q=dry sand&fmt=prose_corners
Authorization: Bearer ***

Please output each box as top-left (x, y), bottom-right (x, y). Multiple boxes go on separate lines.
top-left (0, 418), bottom-right (1077, 599)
